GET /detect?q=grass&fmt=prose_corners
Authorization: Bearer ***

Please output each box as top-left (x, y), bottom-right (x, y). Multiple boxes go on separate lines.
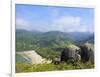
top-left (16, 61), bottom-right (94, 73)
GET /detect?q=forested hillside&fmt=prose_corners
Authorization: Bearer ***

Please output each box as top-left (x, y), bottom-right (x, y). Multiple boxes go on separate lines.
top-left (16, 29), bottom-right (94, 59)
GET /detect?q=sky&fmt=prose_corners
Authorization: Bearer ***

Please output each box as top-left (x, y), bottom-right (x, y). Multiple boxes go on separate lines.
top-left (16, 4), bottom-right (94, 32)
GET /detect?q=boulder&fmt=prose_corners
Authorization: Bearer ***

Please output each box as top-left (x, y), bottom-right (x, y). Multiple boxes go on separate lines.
top-left (61, 44), bottom-right (81, 63)
top-left (80, 43), bottom-right (94, 63)
top-left (52, 58), bottom-right (60, 65)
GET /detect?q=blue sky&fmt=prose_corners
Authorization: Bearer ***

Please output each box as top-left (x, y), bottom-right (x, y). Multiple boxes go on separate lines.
top-left (16, 4), bottom-right (94, 32)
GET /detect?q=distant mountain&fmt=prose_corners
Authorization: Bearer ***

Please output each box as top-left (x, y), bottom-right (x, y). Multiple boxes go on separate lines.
top-left (80, 35), bottom-right (94, 44)
top-left (16, 29), bottom-right (94, 40)
top-left (37, 31), bottom-right (74, 47)
top-left (16, 29), bottom-right (42, 35)
top-left (16, 29), bottom-right (94, 50)
top-left (16, 29), bottom-right (94, 59)
top-left (16, 30), bottom-right (73, 49)
top-left (87, 35), bottom-right (94, 43)
top-left (65, 32), bottom-right (94, 41)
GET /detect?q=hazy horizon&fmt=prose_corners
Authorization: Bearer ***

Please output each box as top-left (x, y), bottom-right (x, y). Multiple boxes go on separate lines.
top-left (16, 4), bottom-right (94, 33)
top-left (16, 29), bottom-right (94, 34)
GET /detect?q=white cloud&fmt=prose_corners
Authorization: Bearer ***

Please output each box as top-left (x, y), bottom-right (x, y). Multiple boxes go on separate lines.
top-left (16, 16), bottom-right (93, 32)
top-left (53, 16), bottom-right (81, 27)
top-left (51, 15), bottom-right (93, 32)
top-left (16, 18), bottom-right (32, 31)
top-left (66, 26), bottom-right (88, 32)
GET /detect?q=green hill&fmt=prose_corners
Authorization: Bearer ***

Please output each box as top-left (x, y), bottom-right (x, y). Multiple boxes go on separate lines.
top-left (16, 29), bottom-right (94, 59)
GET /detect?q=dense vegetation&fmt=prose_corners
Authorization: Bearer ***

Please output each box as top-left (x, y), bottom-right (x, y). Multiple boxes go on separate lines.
top-left (16, 30), bottom-right (74, 59)
top-left (16, 62), bottom-right (94, 73)
top-left (16, 29), bottom-right (94, 73)
top-left (16, 29), bottom-right (94, 58)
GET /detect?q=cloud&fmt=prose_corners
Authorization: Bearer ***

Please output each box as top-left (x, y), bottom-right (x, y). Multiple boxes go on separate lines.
top-left (16, 16), bottom-right (93, 32)
top-left (53, 16), bottom-right (81, 27)
top-left (16, 18), bottom-right (32, 31)
top-left (51, 15), bottom-right (93, 32)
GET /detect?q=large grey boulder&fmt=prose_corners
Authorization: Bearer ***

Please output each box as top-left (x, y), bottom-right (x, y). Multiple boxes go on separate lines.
top-left (61, 44), bottom-right (81, 62)
top-left (80, 43), bottom-right (94, 63)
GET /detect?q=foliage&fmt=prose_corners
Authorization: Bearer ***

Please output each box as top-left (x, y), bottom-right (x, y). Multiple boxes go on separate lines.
top-left (16, 29), bottom-right (94, 73)
top-left (16, 30), bottom-right (74, 59)
top-left (16, 62), bottom-right (94, 73)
